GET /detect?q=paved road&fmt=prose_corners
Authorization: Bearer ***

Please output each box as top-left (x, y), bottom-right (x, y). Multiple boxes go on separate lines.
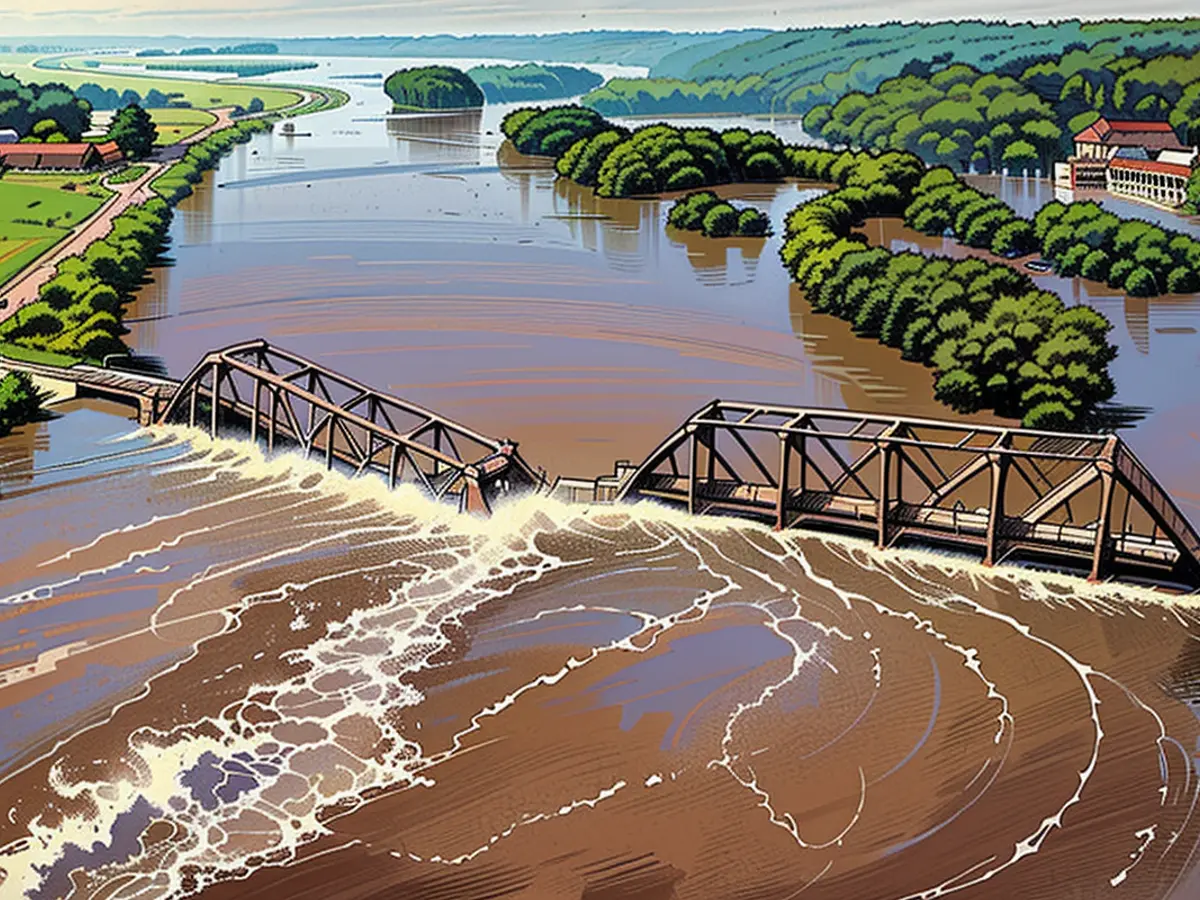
top-left (0, 162), bottom-right (166, 321)
top-left (0, 88), bottom-right (327, 326)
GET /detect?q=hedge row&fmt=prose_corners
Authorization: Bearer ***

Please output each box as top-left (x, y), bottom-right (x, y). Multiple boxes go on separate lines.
top-left (904, 167), bottom-right (1037, 256)
top-left (152, 118), bottom-right (274, 204)
top-left (0, 198), bottom-right (173, 360)
top-left (0, 371), bottom-right (41, 437)
top-left (668, 192), bottom-right (772, 237)
top-left (780, 150), bottom-right (1117, 430)
top-left (1034, 200), bottom-right (1200, 296)
top-left (908, 166), bottom-right (1200, 297)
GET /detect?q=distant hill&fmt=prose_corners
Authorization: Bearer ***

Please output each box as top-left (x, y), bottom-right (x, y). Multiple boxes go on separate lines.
top-left (637, 19), bottom-right (1200, 115)
top-left (467, 64), bottom-right (603, 103)
top-left (273, 31), bottom-right (771, 68)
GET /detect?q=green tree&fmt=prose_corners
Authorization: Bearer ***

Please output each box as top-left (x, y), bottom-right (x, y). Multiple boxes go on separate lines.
top-left (108, 104), bottom-right (157, 160)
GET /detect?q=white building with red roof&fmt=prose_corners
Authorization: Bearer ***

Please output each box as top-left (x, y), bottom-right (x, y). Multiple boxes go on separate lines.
top-left (1064, 116), bottom-right (1196, 207)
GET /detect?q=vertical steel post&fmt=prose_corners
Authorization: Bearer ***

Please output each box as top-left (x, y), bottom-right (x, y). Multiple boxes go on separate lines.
top-left (209, 362), bottom-right (220, 437)
top-left (388, 443), bottom-right (399, 490)
top-left (687, 429), bottom-right (699, 516)
top-left (877, 440), bottom-right (893, 549)
top-left (326, 416), bottom-right (336, 470)
top-left (775, 433), bottom-right (790, 530)
top-left (268, 388), bottom-right (278, 452)
top-left (984, 449), bottom-right (1009, 566)
top-left (250, 380), bottom-right (261, 444)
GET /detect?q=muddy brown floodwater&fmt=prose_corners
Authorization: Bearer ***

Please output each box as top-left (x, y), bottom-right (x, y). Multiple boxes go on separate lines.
top-left (4, 58), bottom-right (1200, 900)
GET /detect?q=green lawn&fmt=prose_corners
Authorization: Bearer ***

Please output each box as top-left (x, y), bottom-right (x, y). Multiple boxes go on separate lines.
top-left (0, 341), bottom-right (81, 367)
top-left (108, 164), bottom-right (150, 184)
top-left (149, 107), bottom-right (218, 144)
top-left (2, 54), bottom-right (303, 113)
top-left (0, 180), bottom-right (109, 287)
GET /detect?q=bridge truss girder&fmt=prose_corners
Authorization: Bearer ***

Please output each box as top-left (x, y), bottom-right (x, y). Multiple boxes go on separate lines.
top-left (616, 401), bottom-right (1200, 588)
top-left (158, 340), bottom-right (541, 515)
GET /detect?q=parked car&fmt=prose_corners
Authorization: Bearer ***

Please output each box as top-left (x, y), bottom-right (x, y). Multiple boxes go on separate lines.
top-left (1025, 259), bottom-right (1054, 273)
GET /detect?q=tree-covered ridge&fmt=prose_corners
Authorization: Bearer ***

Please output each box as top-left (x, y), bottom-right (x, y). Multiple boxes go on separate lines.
top-left (779, 149), bottom-right (1117, 430)
top-left (804, 45), bottom-right (1200, 171)
top-left (591, 19), bottom-right (1200, 118)
top-left (0, 72), bottom-right (90, 141)
top-left (583, 77), bottom-right (773, 116)
top-left (804, 65), bottom-right (1064, 173)
top-left (384, 66), bottom-right (484, 111)
top-left (466, 64), bottom-right (603, 103)
top-left (668, 192), bottom-right (772, 237)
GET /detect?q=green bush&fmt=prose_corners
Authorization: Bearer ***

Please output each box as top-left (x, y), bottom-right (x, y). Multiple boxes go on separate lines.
top-left (1080, 249), bottom-right (1111, 282)
top-left (1125, 265), bottom-right (1159, 297)
top-left (702, 203), bottom-right (739, 237)
top-left (0, 371), bottom-right (43, 437)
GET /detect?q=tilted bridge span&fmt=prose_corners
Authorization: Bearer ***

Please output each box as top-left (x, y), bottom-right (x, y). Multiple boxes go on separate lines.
top-left (156, 340), bottom-right (542, 515)
top-left (6, 341), bottom-right (1197, 588)
top-left (597, 401), bottom-right (1200, 589)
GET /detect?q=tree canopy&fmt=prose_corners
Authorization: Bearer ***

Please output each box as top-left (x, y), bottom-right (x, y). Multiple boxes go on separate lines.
top-left (467, 64), bottom-right (603, 103)
top-left (384, 66), bottom-right (484, 110)
top-left (0, 72), bottom-right (90, 141)
top-left (108, 104), bottom-right (157, 160)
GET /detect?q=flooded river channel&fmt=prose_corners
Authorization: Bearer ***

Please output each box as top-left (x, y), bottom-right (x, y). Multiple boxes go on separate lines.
top-left (4, 57), bottom-right (1200, 900)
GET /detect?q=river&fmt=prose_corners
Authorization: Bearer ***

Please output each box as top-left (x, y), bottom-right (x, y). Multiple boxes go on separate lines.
top-left (3, 58), bottom-right (1200, 900)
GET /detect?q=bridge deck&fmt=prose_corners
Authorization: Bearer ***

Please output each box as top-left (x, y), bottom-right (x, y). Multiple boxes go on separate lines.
top-left (613, 401), bottom-right (1200, 590)
top-left (0, 354), bottom-right (178, 423)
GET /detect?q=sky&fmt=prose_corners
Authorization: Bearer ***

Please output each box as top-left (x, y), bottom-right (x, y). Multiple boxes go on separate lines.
top-left (2, 0), bottom-right (1198, 38)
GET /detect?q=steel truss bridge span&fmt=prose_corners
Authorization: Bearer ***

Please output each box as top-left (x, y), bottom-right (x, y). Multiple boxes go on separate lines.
top-left (158, 340), bottom-right (541, 515)
top-left (615, 401), bottom-right (1200, 589)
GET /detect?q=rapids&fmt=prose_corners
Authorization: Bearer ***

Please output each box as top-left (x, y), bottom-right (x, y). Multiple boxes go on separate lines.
top-left (2, 427), bottom-right (1200, 899)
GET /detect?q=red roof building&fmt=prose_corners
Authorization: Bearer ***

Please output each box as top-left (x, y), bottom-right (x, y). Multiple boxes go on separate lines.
top-left (0, 142), bottom-right (103, 170)
top-left (94, 140), bottom-right (124, 166)
top-left (1073, 117), bottom-right (1187, 159)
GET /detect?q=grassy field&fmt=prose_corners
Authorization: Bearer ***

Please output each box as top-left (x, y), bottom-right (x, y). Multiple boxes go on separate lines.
top-left (0, 179), bottom-right (110, 287)
top-left (1, 53), bottom-right (303, 112)
top-left (149, 107), bottom-right (218, 144)
top-left (0, 341), bottom-right (81, 367)
top-left (108, 164), bottom-right (150, 184)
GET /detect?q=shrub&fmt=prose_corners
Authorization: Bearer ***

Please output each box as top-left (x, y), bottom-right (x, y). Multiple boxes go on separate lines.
top-left (0, 371), bottom-right (43, 437)
top-left (702, 203), bottom-right (739, 238)
top-left (1080, 249), bottom-right (1111, 282)
top-left (1167, 266), bottom-right (1200, 294)
top-left (736, 209), bottom-right (772, 236)
top-left (1124, 265), bottom-right (1159, 297)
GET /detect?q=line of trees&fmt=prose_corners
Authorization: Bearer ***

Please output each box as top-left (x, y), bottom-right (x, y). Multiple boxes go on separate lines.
top-left (668, 191), bottom-right (772, 237)
top-left (780, 147), bottom-right (1117, 429)
top-left (0, 73), bottom-right (90, 142)
top-left (76, 83), bottom-right (173, 111)
top-left (583, 76), bottom-right (773, 116)
top-left (0, 198), bottom-right (173, 360)
top-left (151, 118), bottom-right (273, 204)
top-left (1033, 200), bottom-right (1200, 296)
top-left (906, 165), bottom-right (1200, 296)
top-left (904, 167), bottom-right (1037, 255)
top-left (467, 64), bottom-right (603, 103)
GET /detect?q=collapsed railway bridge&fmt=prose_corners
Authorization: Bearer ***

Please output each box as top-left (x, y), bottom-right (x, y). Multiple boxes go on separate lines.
top-left (5, 343), bottom-right (1198, 588)
top-left (569, 400), bottom-right (1200, 590)
top-left (157, 340), bottom-right (542, 515)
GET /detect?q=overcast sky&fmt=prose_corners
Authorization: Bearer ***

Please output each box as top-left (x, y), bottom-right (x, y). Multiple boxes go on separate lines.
top-left (3, 0), bottom-right (1198, 38)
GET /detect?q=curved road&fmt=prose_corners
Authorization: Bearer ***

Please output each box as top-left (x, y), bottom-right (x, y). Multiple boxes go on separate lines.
top-left (0, 86), bottom-right (325, 325)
